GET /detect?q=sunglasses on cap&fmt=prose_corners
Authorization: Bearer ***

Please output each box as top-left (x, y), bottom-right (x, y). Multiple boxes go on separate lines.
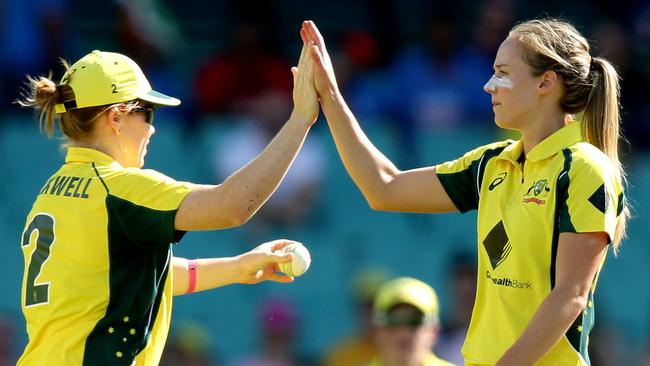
top-left (131, 106), bottom-right (156, 124)
top-left (375, 309), bottom-right (432, 329)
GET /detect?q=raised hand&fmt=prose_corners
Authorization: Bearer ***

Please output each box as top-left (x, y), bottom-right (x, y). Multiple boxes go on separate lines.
top-left (235, 239), bottom-right (298, 284)
top-left (301, 20), bottom-right (340, 99)
top-left (291, 26), bottom-right (319, 125)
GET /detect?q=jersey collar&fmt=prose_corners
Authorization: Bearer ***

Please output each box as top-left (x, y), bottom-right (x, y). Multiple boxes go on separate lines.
top-left (497, 121), bottom-right (582, 164)
top-left (65, 147), bottom-right (121, 166)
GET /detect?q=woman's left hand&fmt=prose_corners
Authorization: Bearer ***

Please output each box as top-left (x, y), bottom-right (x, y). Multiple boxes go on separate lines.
top-left (290, 26), bottom-right (319, 126)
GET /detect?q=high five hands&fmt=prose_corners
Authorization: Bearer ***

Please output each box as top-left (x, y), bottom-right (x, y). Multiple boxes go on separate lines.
top-left (291, 23), bottom-right (320, 125)
top-left (292, 20), bottom-right (342, 122)
top-left (301, 20), bottom-right (341, 102)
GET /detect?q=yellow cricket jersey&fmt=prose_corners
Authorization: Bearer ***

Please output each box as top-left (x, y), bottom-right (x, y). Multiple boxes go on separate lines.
top-left (19, 147), bottom-right (194, 365)
top-left (436, 122), bottom-right (624, 366)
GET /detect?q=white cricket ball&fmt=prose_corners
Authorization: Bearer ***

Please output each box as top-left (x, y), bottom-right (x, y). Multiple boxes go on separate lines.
top-left (278, 243), bottom-right (311, 277)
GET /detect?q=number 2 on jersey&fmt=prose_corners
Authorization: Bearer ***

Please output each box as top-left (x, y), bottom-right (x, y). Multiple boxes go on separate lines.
top-left (21, 214), bottom-right (56, 306)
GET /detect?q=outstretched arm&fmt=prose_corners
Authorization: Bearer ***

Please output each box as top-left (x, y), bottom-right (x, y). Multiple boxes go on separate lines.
top-left (302, 20), bottom-right (456, 213)
top-left (172, 239), bottom-right (297, 296)
top-left (174, 30), bottom-right (319, 231)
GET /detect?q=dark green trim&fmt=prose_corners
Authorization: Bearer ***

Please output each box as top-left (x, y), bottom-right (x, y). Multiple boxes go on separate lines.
top-left (551, 148), bottom-right (573, 288)
top-left (82, 194), bottom-right (179, 365)
top-left (477, 146), bottom-right (507, 196)
top-left (588, 184), bottom-right (608, 214)
top-left (437, 170), bottom-right (478, 213)
top-left (616, 192), bottom-right (625, 216)
top-left (92, 162), bottom-right (109, 193)
top-left (437, 144), bottom-right (509, 213)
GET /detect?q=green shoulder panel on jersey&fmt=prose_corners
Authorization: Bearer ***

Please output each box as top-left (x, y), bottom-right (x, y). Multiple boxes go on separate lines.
top-left (83, 195), bottom-right (175, 365)
top-left (107, 167), bottom-right (195, 212)
top-left (558, 142), bottom-right (622, 241)
top-left (82, 163), bottom-right (188, 364)
top-left (552, 148), bottom-right (574, 288)
top-left (436, 140), bottom-right (512, 213)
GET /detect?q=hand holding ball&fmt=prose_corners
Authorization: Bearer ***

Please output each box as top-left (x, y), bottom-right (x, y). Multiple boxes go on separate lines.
top-left (278, 243), bottom-right (311, 277)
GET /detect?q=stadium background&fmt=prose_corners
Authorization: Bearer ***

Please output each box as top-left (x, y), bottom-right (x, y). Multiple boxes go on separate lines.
top-left (0, 0), bottom-right (648, 364)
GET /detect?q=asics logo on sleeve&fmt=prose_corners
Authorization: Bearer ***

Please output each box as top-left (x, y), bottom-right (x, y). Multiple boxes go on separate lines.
top-left (488, 172), bottom-right (508, 191)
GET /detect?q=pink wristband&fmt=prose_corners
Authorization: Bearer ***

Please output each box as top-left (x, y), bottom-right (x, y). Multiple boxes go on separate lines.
top-left (186, 259), bottom-right (198, 294)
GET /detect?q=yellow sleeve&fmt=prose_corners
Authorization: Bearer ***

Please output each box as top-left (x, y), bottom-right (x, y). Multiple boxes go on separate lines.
top-left (436, 141), bottom-right (512, 212)
top-left (102, 168), bottom-right (195, 247)
top-left (558, 147), bottom-right (623, 242)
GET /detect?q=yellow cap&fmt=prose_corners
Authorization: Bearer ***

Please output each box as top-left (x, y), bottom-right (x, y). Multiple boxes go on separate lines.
top-left (373, 277), bottom-right (439, 323)
top-left (55, 50), bottom-right (180, 113)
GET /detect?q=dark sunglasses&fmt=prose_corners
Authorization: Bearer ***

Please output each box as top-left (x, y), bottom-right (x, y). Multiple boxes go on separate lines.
top-left (131, 106), bottom-right (155, 124)
top-left (376, 311), bottom-right (430, 329)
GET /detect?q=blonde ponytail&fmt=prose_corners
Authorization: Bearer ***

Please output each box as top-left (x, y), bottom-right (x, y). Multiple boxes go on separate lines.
top-left (583, 57), bottom-right (629, 249)
top-left (16, 74), bottom-right (61, 138)
top-left (16, 59), bottom-right (110, 140)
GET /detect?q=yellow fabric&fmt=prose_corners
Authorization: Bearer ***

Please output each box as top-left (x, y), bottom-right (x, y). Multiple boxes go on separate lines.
top-left (55, 50), bottom-right (179, 112)
top-left (325, 336), bottom-right (377, 366)
top-left (19, 147), bottom-right (194, 365)
top-left (436, 122), bottom-right (623, 365)
top-left (374, 277), bottom-right (439, 319)
top-left (368, 351), bottom-right (457, 366)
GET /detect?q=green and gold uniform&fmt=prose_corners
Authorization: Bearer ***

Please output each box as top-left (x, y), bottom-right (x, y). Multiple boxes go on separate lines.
top-left (19, 147), bottom-right (194, 365)
top-left (436, 122), bottom-right (624, 366)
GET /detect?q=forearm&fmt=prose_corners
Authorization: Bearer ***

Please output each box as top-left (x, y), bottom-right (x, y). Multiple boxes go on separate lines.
top-left (176, 116), bottom-right (312, 230)
top-left (497, 289), bottom-right (586, 365)
top-left (320, 92), bottom-right (399, 209)
top-left (219, 115), bottom-right (311, 219)
top-left (172, 256), bottom-right (243, 296)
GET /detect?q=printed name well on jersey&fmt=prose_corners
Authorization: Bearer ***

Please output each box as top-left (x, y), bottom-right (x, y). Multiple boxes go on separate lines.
top-left (39, 175), bottom-right (92, 199)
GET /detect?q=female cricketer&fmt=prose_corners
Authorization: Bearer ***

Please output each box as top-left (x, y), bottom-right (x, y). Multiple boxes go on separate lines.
top-left (303, 18), bottom-right (628, 365)
top-left (16, 31), bottom-right (319, 365)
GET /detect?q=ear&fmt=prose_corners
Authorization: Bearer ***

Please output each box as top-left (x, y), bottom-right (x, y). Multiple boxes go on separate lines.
top-left (106, 107), bottom-right (121, 134)
top-left (538, 70), bottom-right (559, 95)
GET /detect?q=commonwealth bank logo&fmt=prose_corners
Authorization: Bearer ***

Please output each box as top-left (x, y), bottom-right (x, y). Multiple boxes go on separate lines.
top-left (482, 221), bottom-right (511, 269)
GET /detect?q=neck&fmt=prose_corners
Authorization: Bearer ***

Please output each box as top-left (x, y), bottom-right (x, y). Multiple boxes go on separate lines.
top-left (519, 109), bottom-right (567, 155)
top-left (71, 137), bottom-right (124, 165)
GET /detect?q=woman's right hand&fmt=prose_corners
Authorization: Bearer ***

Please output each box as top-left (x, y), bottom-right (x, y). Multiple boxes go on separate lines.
top-left (235, 239), bottom-right (298, 284)
top-left (302, 20), bottom-right (340, 100)
top-left (291, 26), bottom-right (319, 126)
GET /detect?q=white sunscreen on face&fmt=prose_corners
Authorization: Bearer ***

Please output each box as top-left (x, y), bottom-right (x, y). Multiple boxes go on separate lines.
top-left (484, 75), bottom-right (514, 91)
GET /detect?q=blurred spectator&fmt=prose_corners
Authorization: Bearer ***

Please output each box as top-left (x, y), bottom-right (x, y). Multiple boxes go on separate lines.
top-left (470, 0), bottom-right (515, 61)
top-left (435, 252), bottom-right (477, 365)
top-left (230, 298), bottom-right (315, 366)
top-left (161, 320), bottom-right (219, 366)
top-left (586, 322), bottom-right (626, 366)
top-left (211, 91), bottom-right (325, 232)
top-left (591, 20), bottom-right (650, 153)
top-left (637, 340), bottom-right (650, 366)
top-left (194, 20), bottom-right (292, 115)
top-left (114, 0), bottom-right (190, 127)
top-left (0, 0), bottom-right (67, 113)
top-left (0, 314), bottom-right (16, 366)
top-left (371, 277), bottom-right (456, 366)
top-left (333, 30), bottom-right (382, 93)
top-left (323, 267), bottom-right (392, 366)
top-left (348, 4), bottom-right (495, 167)
top-left (385, 5), bottom-right (493, 131)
